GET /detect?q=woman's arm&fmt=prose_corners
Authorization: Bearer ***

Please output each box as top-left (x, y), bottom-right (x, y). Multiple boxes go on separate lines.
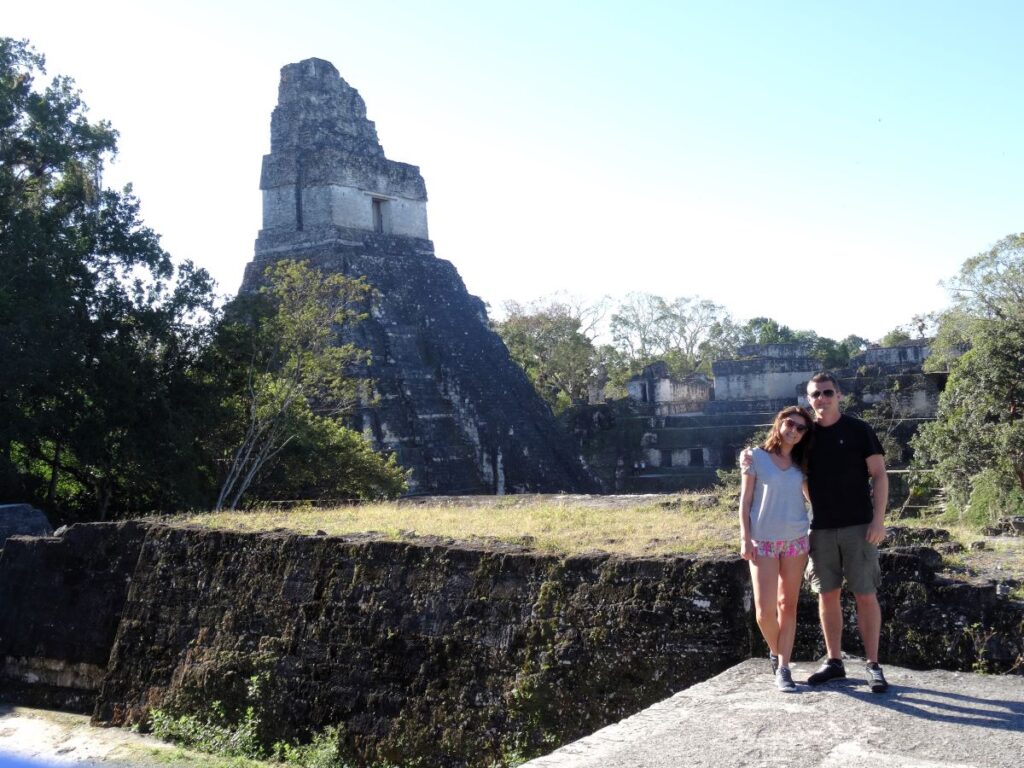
top-left (739, 469), bottom-right (756, 561)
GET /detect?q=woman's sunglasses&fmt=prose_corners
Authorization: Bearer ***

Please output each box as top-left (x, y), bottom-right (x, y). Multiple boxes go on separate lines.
top-left (782, 418), bottom-right (808, 433)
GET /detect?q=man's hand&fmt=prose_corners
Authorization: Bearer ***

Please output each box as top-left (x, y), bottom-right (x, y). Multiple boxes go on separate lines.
top-left (865, 520), bottom-right (886, 545)
top-left (740, 447), bottom-right (754, 470)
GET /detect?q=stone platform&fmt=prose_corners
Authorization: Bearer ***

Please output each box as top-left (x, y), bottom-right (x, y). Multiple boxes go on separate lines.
top-left (523, 658), bottom-right (1024, 768)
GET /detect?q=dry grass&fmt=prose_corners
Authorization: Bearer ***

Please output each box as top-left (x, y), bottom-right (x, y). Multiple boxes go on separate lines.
top-left (168, 493), bottom-right (739, 558)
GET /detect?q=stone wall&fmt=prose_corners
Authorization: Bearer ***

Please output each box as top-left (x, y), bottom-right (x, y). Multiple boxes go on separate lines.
top-left (1, 522), bottom-right (1020, 767)
top-left (96, 524), bottom-right (752, 765)
top-left (711, 358), bottom-right (818, 401)
top-left (0, 522), bottom-right (148, 712)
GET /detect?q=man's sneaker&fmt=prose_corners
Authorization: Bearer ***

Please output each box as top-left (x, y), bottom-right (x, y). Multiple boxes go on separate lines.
top-left (769, 653), bottom-right (779, 676)
top-left (807, 658), bottom-right (846, 685)
top-left (776, 666), bottom-right (797, 693)
top-left (866, 662), bottom-right (888, 693)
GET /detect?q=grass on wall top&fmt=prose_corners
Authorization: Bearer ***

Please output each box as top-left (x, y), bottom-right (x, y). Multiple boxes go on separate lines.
top-left (169, 493), bottom-right (739, 558)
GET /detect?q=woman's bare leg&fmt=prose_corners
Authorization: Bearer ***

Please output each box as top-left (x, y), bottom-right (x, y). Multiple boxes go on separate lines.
top-left (776, 553), bottom-right (808, 667)
top-left (749, 556), bottom-right (782, 655)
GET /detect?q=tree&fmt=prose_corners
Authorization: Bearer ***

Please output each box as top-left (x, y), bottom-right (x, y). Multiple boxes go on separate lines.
top-left (213, 259), bottom-right (406, 509)
top-left (609, 293), bottom-right (668, 365)
top-left (912, 235), bottom-right (1024, 521)
top-left (880, 328), bottom-right (912, 347)
top-left (494, 298), bottom-right (601, 413)
top-left (0, 38), bottom-right (217, 519)
top-left (739, 317), bottom-right (797, 346)
top-left (658, 296), bottom-right (731, 374)
top-left (244, 409), bottom-right (407, 501)
top-left (942, 234), bottom-right (1024, 320)
top-left (841, 334), bottom-right (869, 356)
top-left (609, 293), bottom-right (732, 376)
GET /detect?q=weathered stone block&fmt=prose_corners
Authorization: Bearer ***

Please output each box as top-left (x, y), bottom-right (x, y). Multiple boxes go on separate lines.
top-left (0, 522), bottom-right (148, 712)
top-left (0, 503), bottom-right (51, 547)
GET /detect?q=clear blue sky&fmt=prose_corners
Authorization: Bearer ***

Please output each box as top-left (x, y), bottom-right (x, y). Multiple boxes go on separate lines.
top-left (8, 1), bottom-right (1022, 341)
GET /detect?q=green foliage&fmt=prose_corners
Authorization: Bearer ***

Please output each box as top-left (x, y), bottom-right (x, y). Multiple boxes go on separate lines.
top-left (212, 259), bottom-right (406, 509)
top-left (740, 317), bottom-right (797, 346)
top-left (881, 328), bottom-right (913, 347)
top-left (150, 674), bottom-right (350, 767)
top-left (925, 308), bottom-right (972, 372)
top-left (0, 38), bottom-right (217, 519)
top-left (912, 234), bottom-right (1024, 523)
top-left (251, 411), bottom-right (408, 502)
top-left (272, 727), bottom-right (342, 768)
top-left (943, 233), bottom-right (1024, 320)
top-left (714, 467), bottom-right (741, 491)
top-left (149, 676), bottom-right (266, 760)
top-left (494, 298), bottom-right (600, 413)
top-left (609, 293), bottom-right (732, 376)
top-left (963, 469), bottom-right (1024, 528)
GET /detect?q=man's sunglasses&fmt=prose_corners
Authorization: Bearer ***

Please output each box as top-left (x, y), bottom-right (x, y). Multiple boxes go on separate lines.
top-left (809, 389), bottom-right (836, 400)
top-left (783, 418), bottom-right (808, 433)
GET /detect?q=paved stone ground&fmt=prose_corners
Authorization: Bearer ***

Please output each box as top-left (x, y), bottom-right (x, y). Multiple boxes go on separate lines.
top-left (523, 658), bottom-right (1024, 768)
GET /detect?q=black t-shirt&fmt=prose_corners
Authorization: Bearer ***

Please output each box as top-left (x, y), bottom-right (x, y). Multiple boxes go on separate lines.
top-left (807, 414), bottom-right (885, 530)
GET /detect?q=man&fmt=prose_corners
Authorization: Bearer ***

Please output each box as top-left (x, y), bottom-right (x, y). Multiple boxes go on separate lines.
top-left (802, 371), bottom-right (889, 693)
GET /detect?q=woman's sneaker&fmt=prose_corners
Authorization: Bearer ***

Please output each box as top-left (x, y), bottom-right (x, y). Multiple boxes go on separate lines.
top-left (776, 666), bottom-right (797, 693)
top-left (807, 658), bottom-right (846, 685)
top-left (769, 653), bottom-right (779, 676)
top-left (866, 662), bottom-right (889, 693)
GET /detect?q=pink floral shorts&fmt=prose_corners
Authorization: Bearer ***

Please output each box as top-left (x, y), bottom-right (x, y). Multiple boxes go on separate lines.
top-left (753, 535), bottom-right (810, 559)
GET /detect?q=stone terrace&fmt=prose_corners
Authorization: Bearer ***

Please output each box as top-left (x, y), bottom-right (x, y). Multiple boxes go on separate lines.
top-left (524, 658), bottom-right (1024, 768)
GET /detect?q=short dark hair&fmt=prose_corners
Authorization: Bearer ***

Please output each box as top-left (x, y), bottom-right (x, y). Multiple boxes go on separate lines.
top-left (808, 371), bottom-right (839, 391)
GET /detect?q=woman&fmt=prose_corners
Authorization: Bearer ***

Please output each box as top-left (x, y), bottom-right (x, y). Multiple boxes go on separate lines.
top-left (739, 406), bottom-right (812, 693)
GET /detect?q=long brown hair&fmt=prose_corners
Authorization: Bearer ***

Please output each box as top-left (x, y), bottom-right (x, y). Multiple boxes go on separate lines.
top-left (762, 406), bottom-right (812, 470)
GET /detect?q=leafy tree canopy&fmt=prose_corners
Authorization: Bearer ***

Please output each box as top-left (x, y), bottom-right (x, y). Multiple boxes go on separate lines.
top-left (609, 293), bottom-right (731, 377)
top-left (494, 298), bottom-right (601, 414)
top-left (0, 38), bottom-right (215, 519)
top-left (212, 259), bottom-right (406, 509)
top-left (912, 234), bottom-right (1024, 521)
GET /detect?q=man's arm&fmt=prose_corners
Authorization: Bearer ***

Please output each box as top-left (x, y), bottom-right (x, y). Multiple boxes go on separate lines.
top-left (865, 453), bottom-right (888, 545)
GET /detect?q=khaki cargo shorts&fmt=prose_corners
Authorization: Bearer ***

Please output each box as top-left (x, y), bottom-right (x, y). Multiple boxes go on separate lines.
top-left (806, 523), bottom-right (881, 595)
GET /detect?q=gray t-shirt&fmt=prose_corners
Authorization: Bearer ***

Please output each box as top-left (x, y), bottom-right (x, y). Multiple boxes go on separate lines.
top-left (742, 447), bottom-right (809, 541)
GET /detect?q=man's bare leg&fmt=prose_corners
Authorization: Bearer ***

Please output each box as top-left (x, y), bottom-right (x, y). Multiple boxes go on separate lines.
top-left (854, 592), bottom-right (881, 664)
top-left (818, 588), bottom-right (843, 659)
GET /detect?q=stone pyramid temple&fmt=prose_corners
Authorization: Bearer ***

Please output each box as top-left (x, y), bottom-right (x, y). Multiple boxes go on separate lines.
top-left (241, 58), bottom-right (596, 494)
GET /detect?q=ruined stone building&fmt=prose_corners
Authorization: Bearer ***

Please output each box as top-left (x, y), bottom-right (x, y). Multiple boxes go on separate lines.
top-left (241, 59), bottom-right (595, 494)
top-left (582, 341), bottom-right (944, 492)
top-left (626, 362), bottom-right (710, 416)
